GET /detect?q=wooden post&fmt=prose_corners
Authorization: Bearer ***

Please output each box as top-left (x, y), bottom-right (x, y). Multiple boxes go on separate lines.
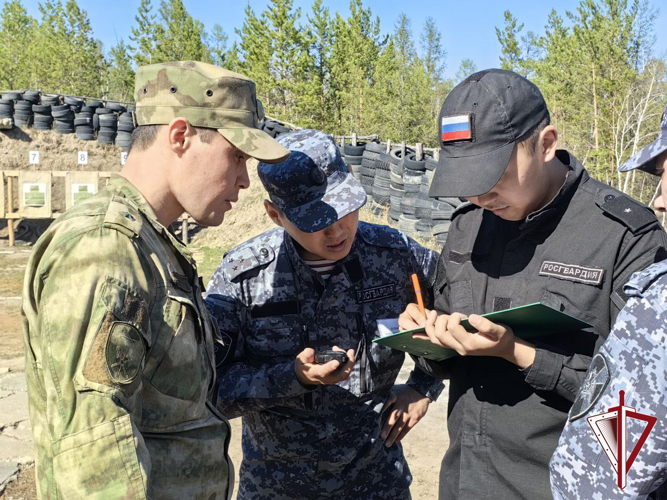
top-left (386, 140), bottom-right (391, 153)
top-left (351, 133), bottom-right (357, 147)
top-left (7, 175), bottom-right (14, 247)
top-left (401, 141), bottom-right (406, 157)
top-left (182, 216), bottom-right (189, 245)
top-left (416, 143), bottom-right (423, 161)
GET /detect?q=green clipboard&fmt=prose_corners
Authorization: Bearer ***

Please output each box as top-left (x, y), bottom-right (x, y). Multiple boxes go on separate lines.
top-left (372, 302), bottom-right (593, 361)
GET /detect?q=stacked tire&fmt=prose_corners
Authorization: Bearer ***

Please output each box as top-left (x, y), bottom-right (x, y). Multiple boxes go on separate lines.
top-left (261, 119), bottom-right (291, 138)
top-left (0, 93), bottom-right (16, 127)
top-left (34, 94), bottom-right (58, 131)
top-left (342, 141), bottom-right (365, 186)
top-left (406, 154), bottom-right (432, 239)
top-left (398, 148), bottom-right (420, 236)
top-left (116, 107), bottom-right (135, 150)
top-left (358, 145), bottom-right (375, 197)
top-left (372, 148), bottom-right (396, 209)
top-left (357, 142), bottom-right (383, 184)
top-left (52, 96), bottom-right (81, 134)
top-left (75, 105), bottom-right (95, 141)
top-left (96, 106), bottom-right (117, 145)
top-left (7, 92), bottom-right (33, 128)
top-left (388, 148), bottom-right (411, 225)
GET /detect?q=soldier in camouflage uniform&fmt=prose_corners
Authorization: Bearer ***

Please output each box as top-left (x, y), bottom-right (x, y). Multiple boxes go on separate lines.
top-left (21, 61), bottom-right (289, 499)
top-left (205, 129), bottom-right (444, 499)
top-left (550, 105), bottom-right (667, 499)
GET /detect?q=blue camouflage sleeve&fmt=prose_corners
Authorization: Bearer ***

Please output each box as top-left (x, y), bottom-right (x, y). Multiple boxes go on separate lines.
top-left (403, 237), bottom-right (446, 401)
top-left (205, 261), bottom-right (315, 419)
top-left (549, 285), bottom-right (667, 499)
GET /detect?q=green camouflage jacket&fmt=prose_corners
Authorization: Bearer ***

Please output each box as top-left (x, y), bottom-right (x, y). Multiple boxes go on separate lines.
top-left (21, 175), bottom-right (232, 499)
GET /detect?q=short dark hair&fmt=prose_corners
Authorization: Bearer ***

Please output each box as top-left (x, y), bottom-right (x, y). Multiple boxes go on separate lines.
top-left (127, 124), bottom-right (218, 154)
top-left (518, 115), bottom-right (551, 157)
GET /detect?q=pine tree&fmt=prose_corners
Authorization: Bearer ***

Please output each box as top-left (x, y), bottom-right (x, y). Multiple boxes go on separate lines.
top-left (329, 0), bottom-right (384, 134)
top-left (208, 24), bottom-right (228, 67)
top-left (106, 39), bottom-right (135, 101)
top-left (495, 11), bottom-right (525, 74)
top-left (129, 0), bottom-right (157, 66)
top-left (153, 0), bottom-right (210, 63)
top-left (223, 41), bottom-right (243, 73)
top-left (455, 58), bottom-right (478, 81)
top-left (420, 17), bottom-right (448, 142)
top-left (265, 0), bottom-right (307, 121)
top-left (0, 0), bottom-right (36, 90)
top-left (235, 5), bottom-right (273, 108)
top-left (305, 0), bottom-right (333, 129)
top-left (64, 0), bottom-right (104, 95)
top-left (30, 0), bottom-right (103, 95)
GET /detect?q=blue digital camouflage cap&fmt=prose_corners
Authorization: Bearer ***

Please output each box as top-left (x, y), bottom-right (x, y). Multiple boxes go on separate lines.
top-left (620, 104), bottom-right (667, 175)
top-left (257, 129), bottom-right (367, 233)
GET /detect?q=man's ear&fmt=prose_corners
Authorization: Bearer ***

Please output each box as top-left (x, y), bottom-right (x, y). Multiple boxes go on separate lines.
top-left (264, 200), bottom-right (284, 227)
top-left (539, 125), bottom-right (558, 163)
top-left (167, 117), bottom-right (194, 156)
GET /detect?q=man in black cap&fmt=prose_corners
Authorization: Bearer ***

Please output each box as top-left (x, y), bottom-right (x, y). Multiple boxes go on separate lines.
top-left (399, 69), bottom-right (667, 499)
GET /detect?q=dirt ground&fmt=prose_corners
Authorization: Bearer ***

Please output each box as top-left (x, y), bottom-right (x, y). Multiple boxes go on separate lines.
top-left (0, 242), bottom-right (448, 500)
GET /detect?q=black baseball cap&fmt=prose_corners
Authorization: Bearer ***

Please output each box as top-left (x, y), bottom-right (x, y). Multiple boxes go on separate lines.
top-left (429, 69), bottom-right (550, 198)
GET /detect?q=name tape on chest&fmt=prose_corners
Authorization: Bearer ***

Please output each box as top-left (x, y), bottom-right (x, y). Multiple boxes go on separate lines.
top-left (539, 261), bottom-right (604, 285)
top-left (356, 283), bottom-right (396, 303)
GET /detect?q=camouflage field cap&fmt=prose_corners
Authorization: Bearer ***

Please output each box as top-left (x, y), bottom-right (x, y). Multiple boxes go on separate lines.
top-left (258, 129), bottom-right (367, 233)
top-left (620, 103), bottom-right (667, 175)
top-left (134, 61), bottom-right (289, 164)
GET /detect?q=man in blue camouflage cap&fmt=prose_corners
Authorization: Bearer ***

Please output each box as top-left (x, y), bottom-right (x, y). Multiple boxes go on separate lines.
top-left (550, 105), bottom-right (667, 499)
top-left (205, 129), bottom-right (444, 499)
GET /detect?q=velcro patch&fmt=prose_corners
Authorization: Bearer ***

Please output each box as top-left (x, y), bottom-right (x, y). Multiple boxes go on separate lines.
top-left (356, 283), bottom-right (396, 303)
top-left (569, 353), bottom-right (610, 422)
top-left (441, 114), bottom-right (473, 142)
top-left (539, 261), bottom-right (604, 285)
top-left (105, 322), bottom-right (145, 384)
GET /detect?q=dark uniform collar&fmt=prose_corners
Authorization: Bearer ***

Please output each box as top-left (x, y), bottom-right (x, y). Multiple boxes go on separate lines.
top-left (108, 174), bottom-right (194, 263)
top-left (520, 150), bottom-right (584, 231)
top-left (283, 230), bottom-right (365, 293)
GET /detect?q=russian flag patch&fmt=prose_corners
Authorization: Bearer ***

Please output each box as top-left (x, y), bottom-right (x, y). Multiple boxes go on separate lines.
top-left (441, 114), bottom-right (472, 142)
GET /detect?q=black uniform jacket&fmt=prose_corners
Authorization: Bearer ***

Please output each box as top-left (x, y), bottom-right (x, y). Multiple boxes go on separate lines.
top-left (418, 150), bottom-right (667, 500)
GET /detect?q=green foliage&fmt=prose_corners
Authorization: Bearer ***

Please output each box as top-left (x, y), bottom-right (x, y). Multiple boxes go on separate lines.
top-left (129, 0), bottom-right (157, 66)
top-left (0, 0), bottom-right (664, 207)
top-left (106, 40), bottom-right (135, 101)
top-left (502, 0), bottom-right (666, 203)
top-left (456, 58), bottom-right (478, 81)
top-left (0, 0), bottom-right (36, 89)
top-left (29, 0), bottom-right (104, 95)
top-left (208, 24), bottom-right (228, 67)
top-left (153, 0), bottom-right (210, 63)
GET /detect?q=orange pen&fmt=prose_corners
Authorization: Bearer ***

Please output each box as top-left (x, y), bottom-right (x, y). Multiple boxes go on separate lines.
top-left (411, 273), bottom-right (425, 317)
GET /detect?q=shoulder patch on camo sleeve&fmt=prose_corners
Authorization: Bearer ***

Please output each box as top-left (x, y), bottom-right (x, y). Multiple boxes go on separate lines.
top-left (569, 353), bottom-right (610, 422)
top-left (106, 322), bottom-right (145, 384)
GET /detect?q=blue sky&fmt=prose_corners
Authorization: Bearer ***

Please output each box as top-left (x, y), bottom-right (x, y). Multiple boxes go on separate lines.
top-left (18, 0), bottom-right (667, 79)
